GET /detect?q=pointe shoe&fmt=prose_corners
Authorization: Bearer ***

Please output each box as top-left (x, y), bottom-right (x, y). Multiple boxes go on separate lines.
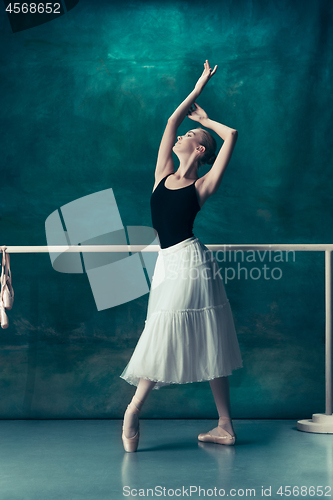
top-left (0, 299), bottom-right (9, 329)
top-left (2, 276), bottom-right (14, 311)
top-left (122, 395), bottom-right (142, 452)
top-left (198, 417), bottom-right (237, 446)
top-left (1, 250), bottom-right (14, 311)
top-left (0, 250), bottom-right (9, 329)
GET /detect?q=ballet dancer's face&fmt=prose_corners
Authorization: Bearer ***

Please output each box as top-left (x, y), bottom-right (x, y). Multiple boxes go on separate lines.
top-left (173, 129), bottom-right (205, 159)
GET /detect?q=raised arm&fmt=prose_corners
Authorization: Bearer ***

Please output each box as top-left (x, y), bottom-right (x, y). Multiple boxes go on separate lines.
top-left (154, 61), bottom-right (218, 180)
top-left (188, 102), bottom-right (238, 196)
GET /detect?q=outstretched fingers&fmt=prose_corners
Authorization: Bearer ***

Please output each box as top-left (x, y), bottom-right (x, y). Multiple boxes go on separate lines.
top-left (211, 64), bottom-right (218, 76)
top-left (205, 59), bottom-right (218, 76)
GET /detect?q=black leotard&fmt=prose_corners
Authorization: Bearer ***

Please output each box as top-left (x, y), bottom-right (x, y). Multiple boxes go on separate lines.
top-left (150, 173), bottom-right (201, 249)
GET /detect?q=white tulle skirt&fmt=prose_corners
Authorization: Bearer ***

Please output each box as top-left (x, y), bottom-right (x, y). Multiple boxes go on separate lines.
top-left (120, 236), bottom-right (243, 390)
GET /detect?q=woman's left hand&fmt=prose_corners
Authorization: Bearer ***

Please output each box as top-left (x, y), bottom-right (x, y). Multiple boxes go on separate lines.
top-left (187, 102), bottom-right (208, 122)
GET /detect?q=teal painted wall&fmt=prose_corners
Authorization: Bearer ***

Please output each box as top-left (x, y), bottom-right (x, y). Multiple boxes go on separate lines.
top-left (0, 0), bottom-right (332, 418)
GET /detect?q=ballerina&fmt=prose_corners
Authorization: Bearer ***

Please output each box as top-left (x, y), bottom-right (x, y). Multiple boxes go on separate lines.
top-left (120, 60), bottom-right (243, 451)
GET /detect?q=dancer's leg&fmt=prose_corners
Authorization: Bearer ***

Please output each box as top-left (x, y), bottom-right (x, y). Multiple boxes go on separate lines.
top-left (134, 378), bottom-right (157, 404)
top-left (209, 376), bottom-right (231, 418)
top-left (123, 378), bottom-right (156, 438)
top-left (208, 376), bottom-right (235, 437)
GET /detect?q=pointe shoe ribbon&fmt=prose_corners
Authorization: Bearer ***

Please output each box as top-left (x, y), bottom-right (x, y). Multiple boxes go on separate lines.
top-left (122, 395), bottom-right (143, 453)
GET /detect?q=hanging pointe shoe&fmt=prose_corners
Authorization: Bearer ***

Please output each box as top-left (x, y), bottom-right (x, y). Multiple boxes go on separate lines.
top-left (3, 251), bottom-right (14, 310)
top-left (0, 250), bottom-right (9, 329)
top-left (1, 249), bottom-right (14, 311)
top-left (198, 417), bottom-right (237, 446)
top-left (3, 276), bottom-right (14, 311)
top-left (0, 299), bottom-right (9, 329)
top-left (122, 395), bottom-right (143, 452)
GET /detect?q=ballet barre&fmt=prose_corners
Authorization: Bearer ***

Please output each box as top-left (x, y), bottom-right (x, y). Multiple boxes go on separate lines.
top-left (2, 243), bottom-right (333, 433)
top-left (3, 243), bottom-right (333, 252)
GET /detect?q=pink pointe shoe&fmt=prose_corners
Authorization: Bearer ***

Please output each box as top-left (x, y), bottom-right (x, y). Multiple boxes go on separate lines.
top-left (122, 395), bottom-right (142, 452)
top-left (0, 250), bottom-right (10, 328)
top-left (1, 249), bottom-right (14, 311)
top-left (0, 299), bottom-right (9, 329)
top-left (198, 417), bottom-right (237, 446)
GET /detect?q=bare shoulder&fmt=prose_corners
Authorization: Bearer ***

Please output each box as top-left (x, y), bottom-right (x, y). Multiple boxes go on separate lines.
top-left (152, 169), bottom-right (174, 193)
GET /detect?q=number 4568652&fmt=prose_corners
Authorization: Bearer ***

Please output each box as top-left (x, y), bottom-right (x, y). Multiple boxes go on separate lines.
top-left (6, 3), bottom-right (61, 14)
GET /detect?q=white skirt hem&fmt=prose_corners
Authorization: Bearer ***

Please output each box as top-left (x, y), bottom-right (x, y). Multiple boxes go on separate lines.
top-left (120, 363), bottom-right (244, 390)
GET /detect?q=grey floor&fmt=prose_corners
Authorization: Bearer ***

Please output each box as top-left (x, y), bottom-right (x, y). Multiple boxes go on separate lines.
top-left (0, 419), bottom-right (332, 500)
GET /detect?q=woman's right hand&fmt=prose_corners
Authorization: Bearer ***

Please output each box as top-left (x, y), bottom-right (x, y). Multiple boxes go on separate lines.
top-left (194, 60), bottom-right (218, 93)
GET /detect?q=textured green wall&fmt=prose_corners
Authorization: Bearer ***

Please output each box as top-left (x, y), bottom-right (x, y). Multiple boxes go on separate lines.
top-left (0, 0), bottom-right (332, 419)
